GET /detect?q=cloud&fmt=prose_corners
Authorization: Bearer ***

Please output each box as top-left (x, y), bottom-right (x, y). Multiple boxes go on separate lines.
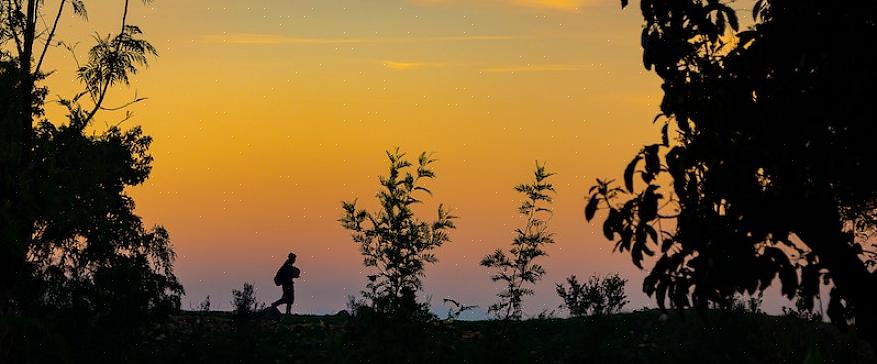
top-left (408, 0), bottom-right (597, 12)
top-left (510, 0), bottom-right (591, 12)
top-left (481, 64), bottom-right (592, 73)
top-left (382, 61), bottom-right (446, 70)
top-left (199, 33), bottom-right (524, 45)
top-left (199, 34), bottom-right (369, 45)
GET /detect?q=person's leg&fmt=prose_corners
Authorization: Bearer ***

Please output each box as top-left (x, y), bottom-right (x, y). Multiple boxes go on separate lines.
top-left (282, 284), bottom-right (293, 314)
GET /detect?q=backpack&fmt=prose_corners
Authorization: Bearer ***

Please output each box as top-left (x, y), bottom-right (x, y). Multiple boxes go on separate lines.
top-left (274, 266), bottom-right (285, 286)
top-left (274, 265), bottom-right (300, 286)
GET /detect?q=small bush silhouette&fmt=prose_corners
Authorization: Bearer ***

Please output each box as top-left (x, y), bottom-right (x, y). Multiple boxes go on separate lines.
top-left (556, 274), bottom-right (628, 317)
top-left (199, 295), bottom-right (211, 312)
top-left (726, 294), bottom-right (764, 314)
top-left (783, 295), bottom-right (824, 322)
top-left (481, 162), bottom-right (555, 320)
top-left (231, 283), bottom-right (262, 320)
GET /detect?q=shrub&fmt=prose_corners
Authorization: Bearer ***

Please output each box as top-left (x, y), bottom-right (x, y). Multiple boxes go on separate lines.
top-left (556, 274), bottom-right (628, 317)
top-left (231, 283), bottom-right (262, 320)
top-left (482, 163), bottom-right (556, 320)
top-left (340, 148), bottom-right (456, 319)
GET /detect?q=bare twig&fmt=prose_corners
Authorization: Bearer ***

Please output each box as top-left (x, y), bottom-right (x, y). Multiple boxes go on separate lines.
top-left (34, 0), bottom-right (66, 75)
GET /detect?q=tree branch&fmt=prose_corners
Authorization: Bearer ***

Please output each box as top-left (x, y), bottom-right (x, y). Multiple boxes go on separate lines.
top-left (34, 0), bottom-right (65, 76)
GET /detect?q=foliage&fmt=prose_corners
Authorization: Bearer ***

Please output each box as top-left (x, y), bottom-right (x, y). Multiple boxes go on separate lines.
top-left (730, 294), bottom-right (764, 315)
top-left (199, 295), bottom-right (212, 312)
top-left (339, 147), bottom-right (456, 319)
top-left (1, 0), bottom-right (181, 320)
top-left (783, 294), bottom-right (824, 323)
top-left (556, 274), bottom-right (628, 317)
top-left (232, 283), bottom-right (263, 321)
top-left (482, 163), bottom-right (555, 320)
top-left (442, 298), bottom-right (478, 321)
top-left (587, 0), bottom-right (877, 345)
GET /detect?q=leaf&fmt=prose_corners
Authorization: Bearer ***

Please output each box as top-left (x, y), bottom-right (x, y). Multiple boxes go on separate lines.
top-left (661, 238), bottom-right (674, 253)
top-left (585, 195), bottom-right (599, 221)
top-left (655, 280), bottom-right (668, 309)
top-left (637, 186), bottom-right (659, 222)
top-left (661, 123), bottom-right (669, 146)
top-left (643, 223), bottom-right (659, 244)
top-left (624, 156), bottom-right (642, 192)
top-left (603, 209), bottom-right (619, 240)
top-left (643, 144), bottom-right (661, 177)
top-left (726, 7), bottom-right (739, 31)
top-left (71, 0), bottom-right (88, 19)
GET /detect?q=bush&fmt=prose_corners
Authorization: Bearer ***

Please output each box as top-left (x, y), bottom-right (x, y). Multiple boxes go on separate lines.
top-left (231, 283), bottom-right (262, 321)
top-left (730, 294), bottom-right (764, 314)
top-left (556, 274), bottom-right (628, 317)
top-left (482, 163), bottom-right (556, 320)
top-left (783, 295), bottom-right (824, 322)
top-left (340, 148), bottom-right (456, 320)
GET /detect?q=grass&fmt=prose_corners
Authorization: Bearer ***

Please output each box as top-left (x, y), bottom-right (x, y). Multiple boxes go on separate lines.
top-left (133, 309), bottom-right (874, 363)
top-left (4, 309), bottom-right (874, 363)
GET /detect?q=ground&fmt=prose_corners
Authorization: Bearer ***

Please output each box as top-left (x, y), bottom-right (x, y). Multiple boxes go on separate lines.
top-left (124, 309), bottom-right (873, 363)
top-left (3, 308), bottom-right (874, 363)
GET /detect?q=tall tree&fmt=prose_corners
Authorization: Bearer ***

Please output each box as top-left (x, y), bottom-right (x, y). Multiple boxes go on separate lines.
top-left (482, 163), bottom-right (555, 320)
top-left (340, 148), bottom-right (456, 318)
top-left (1, 0), bottom-right (181, 316)
top-left (586, 0), bottom-right (877, 344)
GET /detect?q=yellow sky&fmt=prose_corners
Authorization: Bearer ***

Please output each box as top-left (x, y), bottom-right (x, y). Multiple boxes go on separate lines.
top-left (37, 0), bottom-right (747, 315)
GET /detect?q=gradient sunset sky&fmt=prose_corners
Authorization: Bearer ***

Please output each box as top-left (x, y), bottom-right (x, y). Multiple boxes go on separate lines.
top-left (40, 0), bottom-right (772, 316)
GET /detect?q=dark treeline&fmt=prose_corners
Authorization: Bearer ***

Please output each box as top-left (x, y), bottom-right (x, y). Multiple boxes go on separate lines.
top-left (1, 0), bottom-right (182, 362)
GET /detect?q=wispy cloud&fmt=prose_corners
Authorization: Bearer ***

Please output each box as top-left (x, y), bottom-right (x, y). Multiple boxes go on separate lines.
top-left (199, 33), bottom-right (525, 45)
top-left (481, 64), bottom-right (592, 73)
top-left (408, 0), bottom-right (597, 13)
top-left (510, 0), bottom-right (592, 12)
top-left (382, 61), bottom-right (446, 70)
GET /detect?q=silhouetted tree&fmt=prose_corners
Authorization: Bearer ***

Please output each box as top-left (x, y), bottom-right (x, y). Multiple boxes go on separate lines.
top-left (340, 148), bottom-right (456, 319)
top-left (586, 0), bottom-right (877, 345)
top-left (232, 282), bottom-right (263, 321)
top-left (482, 163), bottom-right (555, 320)
top-left (1, 0), bottom-right (181, 318)
top-left (556, 274), bottom-right (628, 317)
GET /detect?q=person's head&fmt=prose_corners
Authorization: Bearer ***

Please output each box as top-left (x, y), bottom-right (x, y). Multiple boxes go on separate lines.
top-left (288, 252), bottom-right (297, 263)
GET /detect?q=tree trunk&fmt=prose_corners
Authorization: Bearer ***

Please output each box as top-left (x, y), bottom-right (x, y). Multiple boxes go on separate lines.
top-left (0, 0), bottom-right (39, 313)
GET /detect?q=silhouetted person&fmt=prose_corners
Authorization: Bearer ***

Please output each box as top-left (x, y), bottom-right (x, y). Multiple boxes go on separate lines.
top-left (271, 253), bottom-right (301, 315)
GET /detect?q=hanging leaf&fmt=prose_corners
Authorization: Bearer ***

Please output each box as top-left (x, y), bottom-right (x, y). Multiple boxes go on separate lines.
top-left (624, 155), bottom-right (642, 192)
top-left (585, 195), bottom-right (599, 221)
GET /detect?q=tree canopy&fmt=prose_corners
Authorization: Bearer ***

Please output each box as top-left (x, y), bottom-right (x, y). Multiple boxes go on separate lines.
top-left (1, 0), bottom-right (181, 319)
top-left (587, 0), bottom-right (877, 343)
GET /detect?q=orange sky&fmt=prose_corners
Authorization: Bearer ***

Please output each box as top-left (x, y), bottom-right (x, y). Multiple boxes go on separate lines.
top-left (39, 0), bottom-right (777, 316)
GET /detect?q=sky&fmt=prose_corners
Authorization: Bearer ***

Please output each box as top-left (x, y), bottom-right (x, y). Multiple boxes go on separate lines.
top-left (39, 0), bottom-right (777, 317)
